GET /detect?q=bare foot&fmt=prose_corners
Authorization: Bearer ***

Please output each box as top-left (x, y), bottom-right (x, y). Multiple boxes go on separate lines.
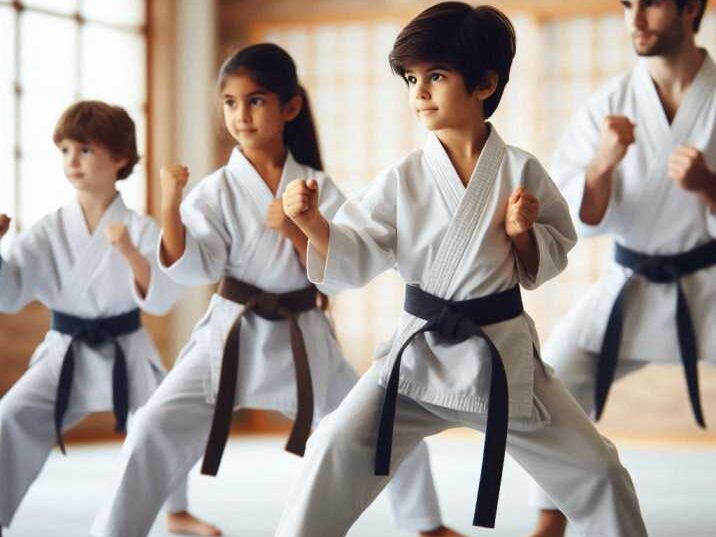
top-left (529, 509), bottom-right (567, 537)
top-left (167, 511), bottom-right (222, 536)
top-left (420, 525), bottom-right (468, 536)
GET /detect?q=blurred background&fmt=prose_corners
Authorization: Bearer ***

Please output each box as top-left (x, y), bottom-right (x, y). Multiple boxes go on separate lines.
top-left (1, 0), bottom-right (715, 454)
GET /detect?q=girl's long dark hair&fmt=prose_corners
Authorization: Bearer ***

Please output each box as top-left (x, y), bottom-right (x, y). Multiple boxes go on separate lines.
top-left (218, 43), bottom-right (323, 171)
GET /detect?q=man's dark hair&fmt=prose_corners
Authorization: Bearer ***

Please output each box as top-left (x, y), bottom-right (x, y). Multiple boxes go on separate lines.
top-left (389, 2), bottom-right (516, 118)
top-left (674, 0), bottom-right (708, 32)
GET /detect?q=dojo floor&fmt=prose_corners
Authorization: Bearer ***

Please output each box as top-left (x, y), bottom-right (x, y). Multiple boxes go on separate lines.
top-left (6, 434), bottom-right (715, 536)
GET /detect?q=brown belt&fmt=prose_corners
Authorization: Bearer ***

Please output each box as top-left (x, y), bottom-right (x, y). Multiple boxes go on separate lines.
top-left (201, 277), bottom-right (318, 476)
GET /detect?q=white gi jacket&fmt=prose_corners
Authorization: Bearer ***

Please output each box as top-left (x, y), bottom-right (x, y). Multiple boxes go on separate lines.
top-left (0, 194), bottom-right (181, 410)
top-left (553, 52), bottom-right (716, 363)
top-left (308, 127), bottom-right (577, 421)
top-left (160, 149), bottom-right (353, 420)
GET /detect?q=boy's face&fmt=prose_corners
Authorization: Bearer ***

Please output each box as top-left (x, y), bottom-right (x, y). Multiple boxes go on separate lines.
top-left (58, 138), bottom-right (125, 193)
top-left (221, 74), bottom-right (301, 151)
top-left (403, 63), bottom-right (485, 132)
top-left (620, 0), bottom-right (693, 56)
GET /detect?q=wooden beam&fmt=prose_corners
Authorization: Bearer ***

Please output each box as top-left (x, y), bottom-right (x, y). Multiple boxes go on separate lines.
top-left (224, 0), bottom-right (716, 30)
top-left (147, 0), bottom-right (177, 217)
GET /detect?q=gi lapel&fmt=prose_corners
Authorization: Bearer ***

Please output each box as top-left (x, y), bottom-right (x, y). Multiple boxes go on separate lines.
top-left (625, 55), bottom-right (716, 241)
top-left (61, 194), bottom-right (127, 306)
top-left (392, 127), bottom-right (506, 350)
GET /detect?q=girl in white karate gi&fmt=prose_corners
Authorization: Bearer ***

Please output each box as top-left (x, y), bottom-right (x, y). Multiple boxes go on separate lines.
top-left (91, 44), bottom-right (463, 537)
top-left (0, 101), bottom-right (218, 537)
top-left (280, 4), bottom-right (648, 537)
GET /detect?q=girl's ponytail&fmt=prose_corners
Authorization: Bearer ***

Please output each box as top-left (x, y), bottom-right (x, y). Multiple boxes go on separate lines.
top-left (284, 86), bottom-right (323, 171)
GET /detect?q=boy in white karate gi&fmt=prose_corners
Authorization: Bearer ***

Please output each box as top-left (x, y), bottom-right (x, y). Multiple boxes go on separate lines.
top-left (0, 101), bottom-right (219, 537)
top-left (280, 3), bottom-right (648, 536)
top-left (529, 1), bottom-right (716, 535)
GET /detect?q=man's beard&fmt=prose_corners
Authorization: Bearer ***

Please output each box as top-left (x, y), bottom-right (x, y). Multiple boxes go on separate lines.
top-left (633, 24), bottom-right (685, 57)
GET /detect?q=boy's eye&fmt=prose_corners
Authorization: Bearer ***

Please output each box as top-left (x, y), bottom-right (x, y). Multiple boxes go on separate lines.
top-left (430, 72), bottom-right (445, 82)
top-left (405, 75), bottom-right (417, 85)
top-left (249, 96), bottom-right (264, 106)
top-left (81, 146), bottom-right (91, 154)
top-left (60, 147), bottom-right (69, 154)
top-left (224, 98), bottom-right (235, 108)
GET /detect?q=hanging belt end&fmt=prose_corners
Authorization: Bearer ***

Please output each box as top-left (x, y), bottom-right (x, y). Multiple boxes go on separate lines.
top-left (374, 452), bottom-right (391, 476)
top-left (285, 437), bottom-right (307, 458)
top-left (200, 459), bottom-right (220, 477)
top-left (114, 420), bottom-right (128, 434)
top-left (472, 510), bottom-right (497, 528)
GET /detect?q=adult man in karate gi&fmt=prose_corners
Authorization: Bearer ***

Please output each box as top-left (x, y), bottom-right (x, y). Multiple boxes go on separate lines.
top-left (530, 1), bottom-right (716, 536)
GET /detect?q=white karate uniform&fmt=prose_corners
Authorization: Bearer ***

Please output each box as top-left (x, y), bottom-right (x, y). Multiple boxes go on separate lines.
top-left (0, 194), bottom-right (188, 529)
top-left (531, 53), bottom-right (716, 510)
top-left (90, 149), bottom-right (442, 537)
top-left (275, 127), bottom-right (648, 537)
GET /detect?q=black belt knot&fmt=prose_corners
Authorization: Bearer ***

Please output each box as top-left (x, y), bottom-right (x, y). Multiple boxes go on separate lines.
top-left (51, 308), bottom-right (141, 454)
top-left (636, 258), bottom-right (679, 283)
top-left (595, 240), bottom-right (716, 428)
top-left (74, 321), bottom-right (111, 346)
top-left (430, 305), bottom-right (470, 342)
top-left (375, 284), bottom-right (523, 528)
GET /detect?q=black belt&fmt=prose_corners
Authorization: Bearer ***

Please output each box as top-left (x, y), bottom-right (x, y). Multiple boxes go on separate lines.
top-left (51, 308), bottom-right (141, 453)
top-left (376, 284), bottom-right (523, 528)
top-left (596, 240), bottom-right (716, 427)
top-left (201, 277), bottom-right (318, 476)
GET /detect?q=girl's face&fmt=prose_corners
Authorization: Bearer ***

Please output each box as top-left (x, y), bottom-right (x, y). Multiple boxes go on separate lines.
top-left (58, 138), bottom-right (125, 193)
top-left (221, 73), bottom-right (301, 152)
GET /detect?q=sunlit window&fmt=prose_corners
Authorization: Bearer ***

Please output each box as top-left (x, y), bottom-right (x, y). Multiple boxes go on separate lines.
top-left (0, 0), bottom-right (147, 239)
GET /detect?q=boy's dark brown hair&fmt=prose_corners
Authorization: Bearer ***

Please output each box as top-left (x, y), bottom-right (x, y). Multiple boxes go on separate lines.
top-left (389, 2), bottom-right (516, 119)
top-left (674, 0), bottom-right (709, 32)
top-left (53, 101), bottom-right (139, 180)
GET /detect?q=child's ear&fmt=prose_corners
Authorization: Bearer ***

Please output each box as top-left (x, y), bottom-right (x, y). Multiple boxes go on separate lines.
top-left (113, 156), bottom-right (129, 173)
top-left (475, 71), bottom-right (498, 102)
top-left (283, 94), bottom-right (303, 122)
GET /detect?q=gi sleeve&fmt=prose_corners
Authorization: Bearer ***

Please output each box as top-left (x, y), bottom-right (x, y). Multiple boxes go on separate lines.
top-left (130, 216), bottom-right (185, 315)
top-left (307, 168), bottom-right (398, 294)
top-left (159, 177), bottom-right (232, 286)
top-left (517, 156), bottom-right (578, 289)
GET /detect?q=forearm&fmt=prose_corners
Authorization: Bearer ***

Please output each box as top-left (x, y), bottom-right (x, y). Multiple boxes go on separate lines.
top-left (297, 214), bottom-right (330, 259)
top-left (286, 228), bottom-right (309, 267)
top-left (119, 245), bottom-right (151, 297)
top-left (580, 158), bottom-right (614, 225)
top-left (160, 203), bottom-right (186, 266)
top-left (511, 230), bottom-right (539, 278)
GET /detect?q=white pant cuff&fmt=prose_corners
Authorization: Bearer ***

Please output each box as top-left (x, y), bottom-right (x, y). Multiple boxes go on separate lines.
top-left (397, 513), bottom-right (443, 533)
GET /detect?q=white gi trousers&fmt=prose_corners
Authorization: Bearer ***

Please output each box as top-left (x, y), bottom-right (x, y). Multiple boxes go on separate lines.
top-left (275, 358), bottom-right (647, 537)
top-left (90, 349), bottom-right (442, 537)
top-left (0, 357), bottom-right (188, 529)
top-left (529, 297), bottom-right (658, 512)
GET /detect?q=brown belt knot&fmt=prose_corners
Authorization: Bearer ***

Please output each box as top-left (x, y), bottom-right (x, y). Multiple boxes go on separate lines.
top-left (200, 277), bottom-right (318, 476)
